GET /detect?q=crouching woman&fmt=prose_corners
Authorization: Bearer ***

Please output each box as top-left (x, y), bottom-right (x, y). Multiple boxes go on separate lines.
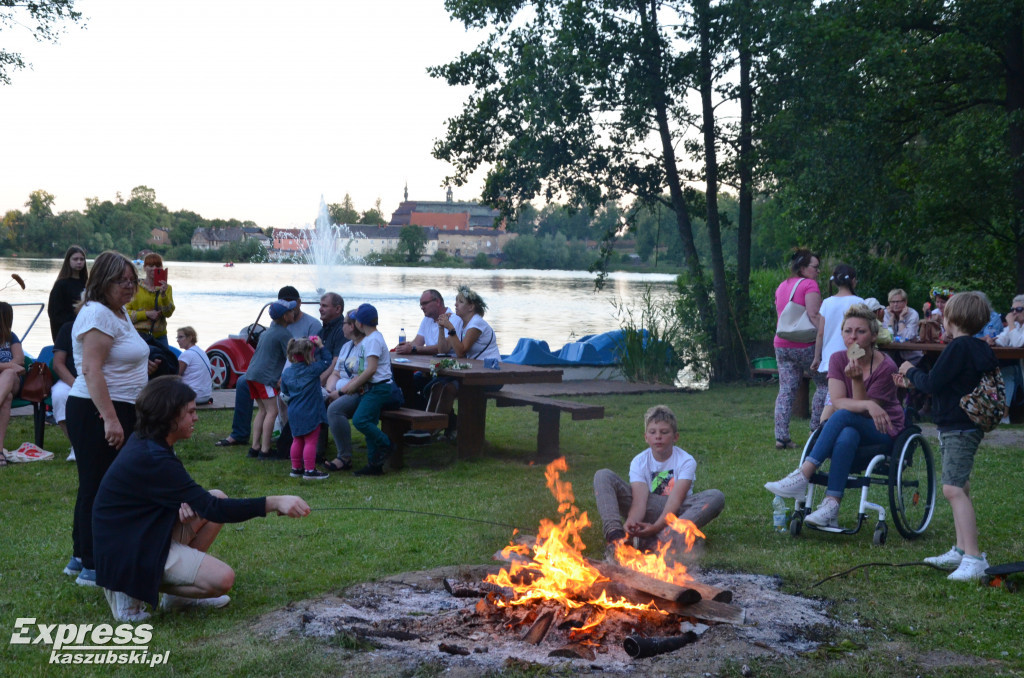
top-left (93, 375), bottom-right (310, 621)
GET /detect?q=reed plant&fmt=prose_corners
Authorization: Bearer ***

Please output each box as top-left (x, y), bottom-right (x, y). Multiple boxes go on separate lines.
top-left (612, 285), bottom-right (694, 385)
top-left (1, 385), bottom-right (1021, 676)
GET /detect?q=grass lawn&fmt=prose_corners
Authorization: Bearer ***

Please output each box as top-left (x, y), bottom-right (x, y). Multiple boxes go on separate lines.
top-left (1, 383), bottom-right (1022, 677)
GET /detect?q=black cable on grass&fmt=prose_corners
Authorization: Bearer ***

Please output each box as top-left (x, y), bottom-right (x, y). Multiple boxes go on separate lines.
top-left (806, 561), bottom-right (948, 590)
top-left (313, 506), bottom-right (521, 530)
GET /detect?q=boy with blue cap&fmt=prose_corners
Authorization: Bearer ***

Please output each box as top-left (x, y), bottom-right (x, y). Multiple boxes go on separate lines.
top-left (340, 304), bottom-right (395, 475)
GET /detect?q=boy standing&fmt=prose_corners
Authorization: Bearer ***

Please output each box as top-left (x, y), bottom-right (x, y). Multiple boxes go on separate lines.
top-left (897, 291), bottom-right (998, 581)
top-left (593, 405), bottom-right (724, 560)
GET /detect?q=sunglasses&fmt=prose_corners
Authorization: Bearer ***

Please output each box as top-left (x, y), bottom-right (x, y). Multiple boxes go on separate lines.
top-left (1012, 307), bottom-right (1024, 314)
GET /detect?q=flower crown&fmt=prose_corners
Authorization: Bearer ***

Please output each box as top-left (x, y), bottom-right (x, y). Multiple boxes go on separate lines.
top-left (457, 285), bottom-right (487, 312)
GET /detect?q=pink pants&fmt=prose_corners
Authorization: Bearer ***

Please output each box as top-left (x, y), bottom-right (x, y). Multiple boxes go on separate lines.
top-left (290, 425), bottom-right (321, 472)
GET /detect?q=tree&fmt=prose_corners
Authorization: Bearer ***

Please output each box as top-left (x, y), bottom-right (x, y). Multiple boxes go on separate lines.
top-left (761, 0), bottom-right (1024, 293)
top-left (0, 0), bottom-right (83, 85)
top-left (398, 225), bottom-right (428, 262)
top-left (328, 194), bottom-right (360, 224)
top-left (431, 0), bottom-right (760, 379)
top-left (359, 198), bottom-right (387, 226)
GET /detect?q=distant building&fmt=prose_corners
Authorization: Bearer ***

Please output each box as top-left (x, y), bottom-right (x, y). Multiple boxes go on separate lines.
top-left (148, 227), bottom-right (171, 247)
top-left (387, 186), bottom-right (515, 258)
top-left (337, 224), bottom-right (440, 261)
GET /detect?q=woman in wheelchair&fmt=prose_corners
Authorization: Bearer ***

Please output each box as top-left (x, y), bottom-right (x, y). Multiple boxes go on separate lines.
top-left (765, 303), bottom-right (904, 527)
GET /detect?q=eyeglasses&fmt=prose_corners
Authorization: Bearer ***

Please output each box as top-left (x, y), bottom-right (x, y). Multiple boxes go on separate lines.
top-left (115, 279), bottom-right (138, 289)
top-left (889, 299), bottom-right (906, 304)
top-left (1012, 307), bottom-right (1024, 314)
top-left (419, 299), bottom-right (438, 307)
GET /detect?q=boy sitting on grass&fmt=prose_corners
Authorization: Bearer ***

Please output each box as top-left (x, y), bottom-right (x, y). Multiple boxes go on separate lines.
top-left (593, 405), bottom-right (724, 562)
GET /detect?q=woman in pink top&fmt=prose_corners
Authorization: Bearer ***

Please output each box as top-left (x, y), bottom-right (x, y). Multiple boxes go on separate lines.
top-left (773, 249), bottom-right (823, 449)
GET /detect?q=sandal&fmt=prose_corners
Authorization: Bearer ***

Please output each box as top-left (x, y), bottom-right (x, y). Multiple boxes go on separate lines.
top-left (215, 437), bottom-right (247, 447)
top-left (324, 458), bottom-right (352, 472)
top-left (775, 439), bottom-right (796, 450)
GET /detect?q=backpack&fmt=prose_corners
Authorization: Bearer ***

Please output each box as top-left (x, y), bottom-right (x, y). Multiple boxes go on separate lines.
top-left (959, 369), bottom-right (1006, 433)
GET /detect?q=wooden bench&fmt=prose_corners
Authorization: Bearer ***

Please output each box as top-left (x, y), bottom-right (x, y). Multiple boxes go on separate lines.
top-left (489, 392), bottom-right (605, 459)
top-left (380, 407), bottom-right (450, 469)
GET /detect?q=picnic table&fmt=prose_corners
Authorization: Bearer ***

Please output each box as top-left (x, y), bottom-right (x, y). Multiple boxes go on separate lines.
top-left (879, 341), bottom-right (1024, 360)
top-left (389, 355), bottom-right (563, 459)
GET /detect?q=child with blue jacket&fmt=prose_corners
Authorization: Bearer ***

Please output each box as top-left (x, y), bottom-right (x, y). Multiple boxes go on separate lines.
top-left (281, 336), bottom-right (332, 480)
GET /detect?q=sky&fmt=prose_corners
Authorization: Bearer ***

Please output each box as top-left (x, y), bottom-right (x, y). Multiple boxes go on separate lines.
top-left (0, 0), bottom-right (491, 228)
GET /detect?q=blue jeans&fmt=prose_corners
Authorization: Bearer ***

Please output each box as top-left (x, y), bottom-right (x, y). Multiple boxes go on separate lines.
top-left (352, 381), bottom-right (394, 467)
top-left (808, 409), bottom-right (893, 498)
top-left (230, 375), bottom-right (254, 441)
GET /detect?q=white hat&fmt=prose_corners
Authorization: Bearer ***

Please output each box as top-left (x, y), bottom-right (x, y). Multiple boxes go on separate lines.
top-left (863, 297), bottom-right (883, 312)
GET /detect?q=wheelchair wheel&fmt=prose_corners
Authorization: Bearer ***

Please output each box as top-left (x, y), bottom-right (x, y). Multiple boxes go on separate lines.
top-left (888, 432), bottom-right (936, 539)
top-left (872, 522), bottom-right (887, 546)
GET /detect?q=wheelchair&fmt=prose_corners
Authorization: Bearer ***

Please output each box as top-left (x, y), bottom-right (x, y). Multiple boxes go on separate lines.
top-left (789, 423), bottom-right (937, 545)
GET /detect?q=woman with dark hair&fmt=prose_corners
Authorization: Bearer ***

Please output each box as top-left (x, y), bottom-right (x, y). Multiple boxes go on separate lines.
top-left (48, 245), bottom-right (88, 343)
top-left (772, 249), bottom-right (823, 449)
top-left (63, 251), bottom-right (151, 586)
top-left (93, 376), bottom-right (310, 621)
top-left (0, 302), bottom-right (25, 463)
top-left (811, 263), bottom-right (862, 427)
top-left (126, 252), bottom-right (175, 345)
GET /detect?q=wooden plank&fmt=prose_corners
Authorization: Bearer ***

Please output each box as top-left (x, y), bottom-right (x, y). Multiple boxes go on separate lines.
top-left (492, 392), bottom-right (605, 419)
top-left (592, 580), bottom-right (744, 625)
top-left (523, 610), bottom-right (555, 645)
top-left (380, 408), bottom-right (449, 428)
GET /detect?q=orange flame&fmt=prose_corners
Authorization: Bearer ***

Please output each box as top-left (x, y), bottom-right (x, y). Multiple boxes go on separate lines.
top-left (484, 458), bottom-right (702, 622)
top-left (613, 515), bottom-right (704, 585)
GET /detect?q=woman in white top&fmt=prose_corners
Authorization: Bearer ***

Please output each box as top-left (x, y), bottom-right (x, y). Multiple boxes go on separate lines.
top-left (64, 251), bottom-right (152, 586)
top-left (993, 294), bottom-right (1024, 421)
top-left (811, 264), bottom-right (862, 428)
top-left (438, 285), bottom-right (500, 362)
top-left (175, 326), bottom-right (213, 405)
top-left (324, 311), bottom-right (363, 471)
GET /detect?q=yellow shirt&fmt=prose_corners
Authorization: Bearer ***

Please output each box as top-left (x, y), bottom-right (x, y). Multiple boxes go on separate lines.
top-left (125, 283), bottom-right (175, 339)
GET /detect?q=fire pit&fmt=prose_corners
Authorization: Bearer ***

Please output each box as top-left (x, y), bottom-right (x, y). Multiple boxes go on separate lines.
top-left (252, 459), bottom-right (837, 673)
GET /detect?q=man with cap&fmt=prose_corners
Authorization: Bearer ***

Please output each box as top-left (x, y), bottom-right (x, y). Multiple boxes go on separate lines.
top-left (215, 286), bottom-right (320, 449)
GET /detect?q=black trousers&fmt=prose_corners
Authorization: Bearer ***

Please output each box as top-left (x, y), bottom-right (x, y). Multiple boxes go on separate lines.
top-left (67, 396), bottom-right (137, 570)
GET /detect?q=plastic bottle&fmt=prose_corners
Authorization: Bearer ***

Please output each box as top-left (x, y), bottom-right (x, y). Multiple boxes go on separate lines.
top-left (772, 495), bottom-right (789, 533)
top-left (398, 328), bottom-right (406, 345)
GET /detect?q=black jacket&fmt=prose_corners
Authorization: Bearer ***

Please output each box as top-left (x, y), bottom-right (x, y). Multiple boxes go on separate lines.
top-left (907, 336), bottom-right (998, 431)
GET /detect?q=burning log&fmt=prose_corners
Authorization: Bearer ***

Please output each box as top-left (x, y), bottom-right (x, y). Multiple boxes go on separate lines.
top-left (522, 610), bottom-right (555, 645)
top-left (587, 559), bottom-right (702, 604)
top-left (438, 642), bottom-right (471, 656)
top-left (587, 580), bottom-right (745, 625)
top-left (623, 631), bottom-right (698, 658)
top-left (443, 578), bottom-right (514, 599)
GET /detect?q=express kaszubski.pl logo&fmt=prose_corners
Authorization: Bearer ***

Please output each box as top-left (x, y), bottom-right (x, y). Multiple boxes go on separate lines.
top-left (10, 618), bottom-right (170, 667)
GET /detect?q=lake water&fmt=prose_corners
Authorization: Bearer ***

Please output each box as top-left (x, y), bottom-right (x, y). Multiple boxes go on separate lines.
top-left (2, 258), bottom-right (679, 359)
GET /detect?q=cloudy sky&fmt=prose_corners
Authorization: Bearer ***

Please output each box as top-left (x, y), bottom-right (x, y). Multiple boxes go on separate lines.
top-left (0, 0), bottom-right (491, 227)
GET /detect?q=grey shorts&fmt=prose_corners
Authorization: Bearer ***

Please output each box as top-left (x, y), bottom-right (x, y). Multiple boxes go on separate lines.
top-left (163, 522), bottom-right (205, 587)
top-left (939, 429), bottom-right (983, 488)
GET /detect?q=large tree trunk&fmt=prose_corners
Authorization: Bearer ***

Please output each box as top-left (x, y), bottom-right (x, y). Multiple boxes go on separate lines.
top-left (639, 0), bottom-right (714, 328)
top-left (696, 0), bottom-right (742, 380)
top-left (736, 0), bottom-right (754, 375)
top-left (1006, 7), bottom-right (1024, 291)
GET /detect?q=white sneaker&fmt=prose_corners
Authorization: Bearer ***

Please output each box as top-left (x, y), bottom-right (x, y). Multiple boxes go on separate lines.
top-left (66, 448), bottom-right (76, 462)
top-left (103, 588), bottom-right (151, 622)
top-left (805, 498), bottom-right (840, 527)
top-left (924, 546), bottom-right (964, 570)
top-left (160, 594), bottom-right (231, 611)
top-left (947, 553), bottom-right (989, 582)
top-left (764, 470), bottom-right (809, 499)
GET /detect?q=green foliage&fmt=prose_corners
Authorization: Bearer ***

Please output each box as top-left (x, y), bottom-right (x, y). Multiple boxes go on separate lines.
top-left (502, 232), bottom-right (595, 270)
top-left (398, 225), bottom-right (428, 262)
top-left (471, 251), bottom-right (491, 268)
top-left (612, 285), bottom-right (691, 385)
top-left (431, 250), bottom-right (464, 267)
top-left (0, 0), bottom-right (83, 85)
top-left (327, 194), bottom-right (360, 225)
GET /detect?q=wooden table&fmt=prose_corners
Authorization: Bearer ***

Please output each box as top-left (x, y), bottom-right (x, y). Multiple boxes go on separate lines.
top-left (389, 355), bottom-right (563, 459)
top-left (880, 341), bottom-right (1024, 360)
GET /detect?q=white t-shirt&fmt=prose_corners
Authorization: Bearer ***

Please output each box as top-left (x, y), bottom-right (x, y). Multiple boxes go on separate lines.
top-left (70, 301), bottom-right (150, 403)
top-left (628, 446), bottom-right (696, 498)
top-left (416, 307), bottom-right (462, 352)
top-left (179, 345), bottom-right (213, 401)
top-left (332, 339), bottom-right (361, 390)
top-left (357, 330), bottom-right (392, 384)
top-left (817, 294), bottom-right (864, 373)
top-left (460, 315), bottom-right (500, 361)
